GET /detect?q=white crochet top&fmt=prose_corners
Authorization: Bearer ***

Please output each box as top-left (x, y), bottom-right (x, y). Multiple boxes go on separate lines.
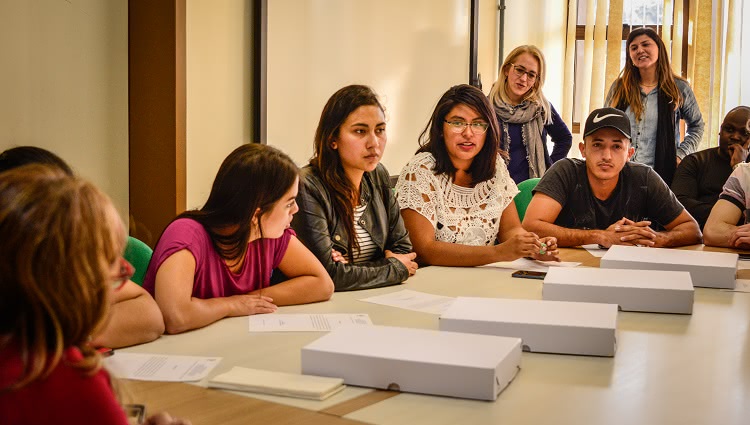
top-left (395, 152), bottom-right (519, 246)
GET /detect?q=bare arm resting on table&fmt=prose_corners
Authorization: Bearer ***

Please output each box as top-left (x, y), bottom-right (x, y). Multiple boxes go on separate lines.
top-left (249, 236), bottom-right (333, 304)
top-left (402, 202), bottom-right (558, 267)
top-left (154, 250), bottom-right (276, 334)
top-left (91, 281), bottom-right (164, 348)
top-left (704, 199), bottom-right (750, 249)
top-left (154, 238), bottom-right (333, 334)
top-left (523, 193), bottom-right (702, 248)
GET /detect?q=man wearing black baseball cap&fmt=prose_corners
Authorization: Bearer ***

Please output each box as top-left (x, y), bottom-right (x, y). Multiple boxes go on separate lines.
top-left (522, 107), bottom-right (701, 248)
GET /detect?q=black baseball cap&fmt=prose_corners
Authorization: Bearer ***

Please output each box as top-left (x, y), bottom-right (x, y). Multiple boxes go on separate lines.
top-left (583, 107), bottom-right (631, 139)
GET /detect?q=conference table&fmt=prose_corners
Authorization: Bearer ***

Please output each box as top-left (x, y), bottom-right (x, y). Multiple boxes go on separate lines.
top-left (121, 246), bottom-right (750, 425)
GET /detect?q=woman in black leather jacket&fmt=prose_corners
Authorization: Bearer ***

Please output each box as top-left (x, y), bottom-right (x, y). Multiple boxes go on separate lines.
top-left (291, 85), bottom-right (418, 291)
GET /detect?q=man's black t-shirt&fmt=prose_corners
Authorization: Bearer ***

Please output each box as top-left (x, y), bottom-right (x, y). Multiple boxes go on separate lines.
top-left (534, 158), bottom-right (685, 230)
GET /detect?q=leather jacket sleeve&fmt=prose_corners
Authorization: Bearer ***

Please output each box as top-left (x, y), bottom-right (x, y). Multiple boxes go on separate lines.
top-left (376, 166), bottom-right (412, 256)
top-left (291, 166), bottom-right (411, 291)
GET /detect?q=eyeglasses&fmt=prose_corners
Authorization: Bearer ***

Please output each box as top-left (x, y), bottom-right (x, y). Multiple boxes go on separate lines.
top-left (444, 120), bottom-right (490, 134)
top-left (721, 124), bottom-right (750, 139)
top-left (509, 63), bottom-right (538, 82)
top-left (111, 257), bottom-right (134, 290)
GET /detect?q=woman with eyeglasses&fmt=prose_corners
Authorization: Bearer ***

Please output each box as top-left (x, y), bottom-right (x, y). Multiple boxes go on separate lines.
top-left (292, 85), bottom-right (418, 291)
top-left (489, 45), bottom-right (572, 184)
top-left (143, 144), bottom-right (333, 334)
top-left (395, 84), bottom-right (559, 266)
top-left (606, 27), bottom-right (704, 186)
top-left (0, 165), bottom-right (188, 425)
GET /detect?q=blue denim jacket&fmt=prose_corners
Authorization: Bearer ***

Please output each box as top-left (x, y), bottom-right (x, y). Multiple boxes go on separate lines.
top-left (606, 78), bottom-right (704, 167)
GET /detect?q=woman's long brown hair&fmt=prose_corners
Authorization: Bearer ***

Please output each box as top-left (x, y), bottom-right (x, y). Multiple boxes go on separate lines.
top-left (310, 85), bottom-right (385, 262)
top-left (608, 27), bottom-right (684, 120)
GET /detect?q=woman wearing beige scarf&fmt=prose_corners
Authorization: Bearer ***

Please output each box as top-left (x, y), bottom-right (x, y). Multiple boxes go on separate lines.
top-left (489, 45), bottom-right (572, 183)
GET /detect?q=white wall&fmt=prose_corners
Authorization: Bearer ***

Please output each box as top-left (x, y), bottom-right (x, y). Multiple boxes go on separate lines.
top-left (0, 0), bottom-right (129, 218)
top-left (501, 0), bottom-right (568, 111)
top-left (186, 0), bottom-right (253, 209)
top-left (266, 0), bottom-right (497, 175)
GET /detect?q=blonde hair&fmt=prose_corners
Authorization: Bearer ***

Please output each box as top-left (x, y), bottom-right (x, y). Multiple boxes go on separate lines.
top-left (490, 45), bottom-right (552, 125)
top-left (0, 165), bottom-right (121, 390)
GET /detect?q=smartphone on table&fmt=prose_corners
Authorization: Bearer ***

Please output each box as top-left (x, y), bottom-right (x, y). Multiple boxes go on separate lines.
top-left (511, 270), bottom-right (547, 280)
top-left (124, 404), bottom-right (146, 424)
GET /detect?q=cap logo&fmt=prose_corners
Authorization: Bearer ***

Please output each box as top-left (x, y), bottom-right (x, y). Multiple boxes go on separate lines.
top-left (592, 113), bottom-right (621, 123)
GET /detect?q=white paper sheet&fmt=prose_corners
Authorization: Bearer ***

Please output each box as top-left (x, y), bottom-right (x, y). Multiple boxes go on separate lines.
top-left (581, 244), bottom-right (607, 257)
top-left (725, 279), bottom-right (750, 293)
top-left (359, 289), bottom-right (455, 315)
top-left (482, 257), bottom-right (581, 272)
top-left (248, 313), bottom-right (372, 332)
top-left (105, 353), bottom-right (221, 382)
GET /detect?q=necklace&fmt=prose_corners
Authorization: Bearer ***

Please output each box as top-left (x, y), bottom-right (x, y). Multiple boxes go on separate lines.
top-left (640, 81), bottom-right (658, 88)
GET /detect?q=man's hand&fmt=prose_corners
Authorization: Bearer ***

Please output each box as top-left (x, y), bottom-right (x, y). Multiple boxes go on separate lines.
top-left (598, 217), bottom-right (657, 247)
top-left (729, 223), bottom-right (750, 249)
top-left (728, 143), bottom-right (749, 169)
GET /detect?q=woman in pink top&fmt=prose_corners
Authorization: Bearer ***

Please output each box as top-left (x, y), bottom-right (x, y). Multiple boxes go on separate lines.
top-left (144, 144), bottom-right (334, 334)
top-left (0, 165), bottom-right (187, 425)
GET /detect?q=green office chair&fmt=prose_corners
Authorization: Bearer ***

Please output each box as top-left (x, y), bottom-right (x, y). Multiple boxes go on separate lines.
top-left (124, 236), bottom-right (153, 286)
top-left (513, 177), bottom-right (541, 222)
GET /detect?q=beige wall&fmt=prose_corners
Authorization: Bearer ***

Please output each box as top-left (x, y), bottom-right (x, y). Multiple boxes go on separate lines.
top-left (185, 0), bottom-right (253, 209)
top-left (501, 0), bottom-right (568, 110)
top-left (0, 0), bottom-right (129, 218)
top-left (1, 1), bottom-right (499, 217)
top-left (266, 0), bottom-right (497, 174)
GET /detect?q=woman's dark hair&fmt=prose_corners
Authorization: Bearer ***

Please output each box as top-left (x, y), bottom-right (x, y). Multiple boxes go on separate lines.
top-left (0, 146), bottom-right (74, 176)
top-left (178, 143), bottom-right (299, 267)
top-left (608, 27), bottom-right (683, 120)
top-left (417, 84), bottom-right (505, 184)
top-left (310, 85), bottom-right (385, 262)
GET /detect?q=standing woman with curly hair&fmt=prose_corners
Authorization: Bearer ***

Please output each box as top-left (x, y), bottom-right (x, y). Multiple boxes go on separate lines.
top-left (606, 27), bottom-right (704, 185)
top-left (489, 45), bottom-right (572, 184)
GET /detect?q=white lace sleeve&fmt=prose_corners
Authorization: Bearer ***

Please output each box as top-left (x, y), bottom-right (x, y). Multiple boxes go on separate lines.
top-left (395, 153), bottom-right (441, 228)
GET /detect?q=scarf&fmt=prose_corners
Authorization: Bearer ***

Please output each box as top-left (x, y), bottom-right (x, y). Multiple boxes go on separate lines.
top-left (617, 87), bottom-right (676, 185)
top-left (494, 100), bottom-right (546, 178)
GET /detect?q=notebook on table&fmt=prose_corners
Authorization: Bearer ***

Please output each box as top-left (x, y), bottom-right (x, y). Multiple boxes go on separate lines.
top-left (208, 366), bottom-right (346, 401)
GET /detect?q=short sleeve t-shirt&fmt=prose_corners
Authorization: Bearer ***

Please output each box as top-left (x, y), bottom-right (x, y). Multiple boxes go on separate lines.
top-left (719, 162), bottom-right (750, 224)
top-left (143, 218), bottom-right (294, 298)
top-left (534, 158), bottom-right (685, 230)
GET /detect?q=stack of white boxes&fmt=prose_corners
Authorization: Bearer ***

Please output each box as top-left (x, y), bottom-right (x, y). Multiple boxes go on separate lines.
top-left (300, 246), bottom-right (739, 401)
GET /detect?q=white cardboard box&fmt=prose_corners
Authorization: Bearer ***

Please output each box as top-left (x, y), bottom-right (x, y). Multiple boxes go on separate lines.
top-left (300, 325), bottom-right (521, 401)
top-left (439, 297), bottom-right (617, 357)
top-left (600, 245), bottom-right (737, 289)
top-left (543, 267), bottom-right (694, 314)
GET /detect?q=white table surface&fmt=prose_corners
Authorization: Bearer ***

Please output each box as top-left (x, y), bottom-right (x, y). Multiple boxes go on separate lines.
top-left (122, 248), bottom-right (750, 425)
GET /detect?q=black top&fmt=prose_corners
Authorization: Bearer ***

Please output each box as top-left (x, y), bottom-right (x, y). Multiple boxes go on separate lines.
top-left (534, 158), bottom-right (685, 230)
top-left (671, 147), bottom-right (732, 229)
top-left (291, 163), bottom-right (412, 291)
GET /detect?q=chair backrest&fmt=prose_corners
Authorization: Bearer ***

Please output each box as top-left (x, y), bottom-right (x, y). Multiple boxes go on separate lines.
top-left (124, 236), bottom-right (153, 286)
top-left (513, 177), bottom-right (541, 222)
